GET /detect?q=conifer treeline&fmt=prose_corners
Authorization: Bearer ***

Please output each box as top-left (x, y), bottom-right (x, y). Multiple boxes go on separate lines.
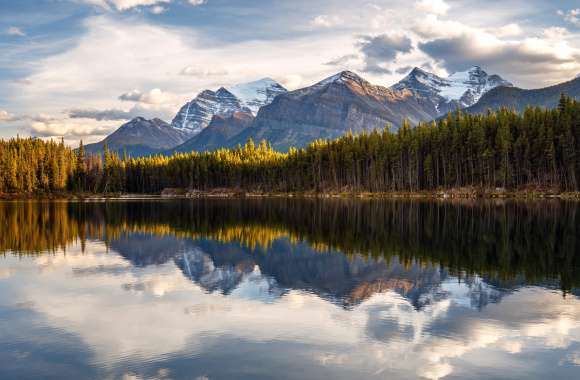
top-left (1, 95), bottom-right (579, 194)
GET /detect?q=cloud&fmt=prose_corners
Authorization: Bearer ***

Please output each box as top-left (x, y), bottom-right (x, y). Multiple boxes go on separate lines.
top-left (279, 74), bottom-right (305, 90)
top-left (416, 16), bottom-right (580, 85)
top-left (324, 54), bottom-right (360, 67)
top-left (118, 88), bottom-right (176, 105)
top-left (414, 0), bottom-right (449, 16)
top-left (395, 65), bottom-right (413, 75)
top-left (558, 9), bottom-right (580, 27)
top-left (356, 33), bottom-right (413, 74)
top-left (7, 26), bottom-right (26, 36)
top-left (118, 89), bottom-right (143, 102)
top-left (179, 66), bottom-right (228, 77)
top-left (30, 118), bottom-right (115, 139)
top-left (188, 0), bottom-right (207, 5)
top-left (149, 5), bottom-right (166, 14)
top-left (495, 23), bottom-right (523, 37)
top-left (416, 362), bottom-right (453, 380)
top-left (108, 0), bottom-right (171, 11)
top-left (69, 108), bottom-right (133, 121)
top-left (69, 103), bottom-right (175, 122)
top-left (311, 15), bottom-right (342, 29)
top-left (0, 110), bottom-right (18, 122)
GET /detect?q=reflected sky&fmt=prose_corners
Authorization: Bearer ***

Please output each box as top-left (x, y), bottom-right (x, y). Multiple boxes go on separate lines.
top-left (0, 200), bottom-right (579, 380)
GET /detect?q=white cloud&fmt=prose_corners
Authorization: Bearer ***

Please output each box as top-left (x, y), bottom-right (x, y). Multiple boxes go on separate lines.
top-left (11, 14), bottom-right (351, 142)
top-left (118, 88), bottom-right (177, 105)
top-left (558, 9), bottom-right (580, 27)
top-left (179, 66), bottom-right (228, 77)
top-left (188, 0), bottom-right (207, 6)
top-left (149, 5), bottom-right (166, 14)
top-left (7, 26), bottom-right (26, 36)
top-left (495, 23), bottom-right (523, 37)
top-left (279, 74), bottom-right (306, 90)
top-left (415, 0), bottom-right (449, 16)
top-left (415, 15), bottom-right (580, 85)
top-left (311, 15), bottom-right (342, 29)
top-left (0, 110), bottom-right (18, 122)
top-left (30, 117), bottom-right (115, 138)
top-left (108, 0), bottom-right (171, 11)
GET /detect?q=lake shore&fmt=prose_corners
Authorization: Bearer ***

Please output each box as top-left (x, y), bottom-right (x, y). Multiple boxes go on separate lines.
top-left (2, 188), bottom-right (580, 200)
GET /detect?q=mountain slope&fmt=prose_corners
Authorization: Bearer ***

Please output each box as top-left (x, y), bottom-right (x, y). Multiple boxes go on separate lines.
top-left (391, 66), bottom-right (512, 115)
top-left (232, 70), bottom-right (436, 151)
top-left (464, 76), bottom-right (580, 114)
top-left (171, 112), bottom-right (254, 153)
top-left (227, 78), bottom-right (287, 114)
top-left (171, 87), bottom-right (250, 136)
top-left (171, 79), bottom-right (286, 137)
top-left (84, 117), bottom-right (187, 157)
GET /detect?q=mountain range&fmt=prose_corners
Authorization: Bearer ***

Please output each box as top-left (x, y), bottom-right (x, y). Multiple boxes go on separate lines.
top-left (85, 66), bottom-right (580, 156)
top-left (84, 117), bottom-right (188, 156)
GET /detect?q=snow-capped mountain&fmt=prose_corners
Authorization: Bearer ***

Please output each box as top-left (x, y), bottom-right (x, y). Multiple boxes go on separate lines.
top-left (171, 79), bottom-right (286, 137)
top-left (391, 66), bottom-right (513, 114)
top-left (171, 87), bottom-right (251, 136)
top-left (232, 70), bottom-right (436, 151)
top-left (465, 74), bottom-right (580, 114)
top-left (227, 78), bottom-right (287, 114)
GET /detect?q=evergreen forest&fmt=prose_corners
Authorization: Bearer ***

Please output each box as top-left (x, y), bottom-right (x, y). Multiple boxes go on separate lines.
top-left (1, 95), bottom-right (579, 195)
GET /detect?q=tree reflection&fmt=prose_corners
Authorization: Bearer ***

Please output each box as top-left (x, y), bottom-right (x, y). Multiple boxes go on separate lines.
top-left (0, 199), bottom-right (578, 290)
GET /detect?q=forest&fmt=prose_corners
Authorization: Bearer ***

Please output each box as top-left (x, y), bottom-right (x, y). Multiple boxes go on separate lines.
top-left (0, 94), bottom-right (579, 195)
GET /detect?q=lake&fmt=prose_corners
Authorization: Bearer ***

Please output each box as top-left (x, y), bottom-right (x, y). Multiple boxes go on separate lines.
top-left (0, 199), bottom-right (579, 380)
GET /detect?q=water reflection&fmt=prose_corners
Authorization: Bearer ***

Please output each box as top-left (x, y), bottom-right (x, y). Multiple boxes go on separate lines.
top-left (0, 199), bottom-right (579, 380)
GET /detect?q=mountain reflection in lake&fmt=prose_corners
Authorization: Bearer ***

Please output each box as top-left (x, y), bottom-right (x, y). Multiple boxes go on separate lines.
top-left (0, 199), bottom-right (579, 380)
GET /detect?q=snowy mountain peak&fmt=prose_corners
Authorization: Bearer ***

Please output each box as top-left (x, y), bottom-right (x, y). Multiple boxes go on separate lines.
top-left (171, 78), bottom-right (286, 136)
top-left (318, 70), bottom-right (366, 86)
top-left (227, 78), bottom-right (287, 114)
top-left (391, 65), bottom-right (513, 114)
top-left (216, 87), bottom-right (235, 96)
top-left (171, 88), bottom-right (250, 136)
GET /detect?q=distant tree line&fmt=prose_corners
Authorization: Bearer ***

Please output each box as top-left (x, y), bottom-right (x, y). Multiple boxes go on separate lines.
top-left (1, 94), bottom-right (579, 194)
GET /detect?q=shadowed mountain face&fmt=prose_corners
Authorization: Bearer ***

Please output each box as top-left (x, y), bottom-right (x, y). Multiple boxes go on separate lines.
top-left (233, 71), bottom-right (436, 151)
top-left (171, 87), bottom-right (251, 136)
top-left (83, 117), bottom-right (187, 157)
top-left (171, 111), bottom-right (254, 153)
top-left (173, 68), bottom-right (512, 153)
top-left (465, 76), bottom-right (580, 114)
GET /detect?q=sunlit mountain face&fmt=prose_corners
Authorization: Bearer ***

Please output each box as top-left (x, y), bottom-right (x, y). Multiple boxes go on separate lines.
top-left (0, 199), bottom-right (579, 380)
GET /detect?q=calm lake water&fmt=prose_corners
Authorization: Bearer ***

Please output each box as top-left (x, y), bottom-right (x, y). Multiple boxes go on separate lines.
top-left (0, 199), bottom-right (579, 380)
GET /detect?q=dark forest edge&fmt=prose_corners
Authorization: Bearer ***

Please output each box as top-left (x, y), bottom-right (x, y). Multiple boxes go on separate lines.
top-left (1, 94), bottom-right (580, 198)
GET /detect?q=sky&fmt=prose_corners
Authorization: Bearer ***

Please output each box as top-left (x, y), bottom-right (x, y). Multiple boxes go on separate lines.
top-left (0, 0), bottom-right (579, 146)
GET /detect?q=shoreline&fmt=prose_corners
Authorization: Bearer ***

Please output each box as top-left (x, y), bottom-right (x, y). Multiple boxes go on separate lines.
top-left (1, 189), bottom-right (580, 201)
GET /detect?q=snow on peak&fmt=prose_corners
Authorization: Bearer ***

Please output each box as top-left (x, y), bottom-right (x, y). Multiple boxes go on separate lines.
top-left (391, 65), bottom-right (513, 110)
top-left (228, 78), bottom-right (287, 114)
top-left (317, 70), bottom-right (365, 86)
top-left (171, 78), bottom-right (286, 136)
top-left (171, 88), bottom-right (250, 135)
